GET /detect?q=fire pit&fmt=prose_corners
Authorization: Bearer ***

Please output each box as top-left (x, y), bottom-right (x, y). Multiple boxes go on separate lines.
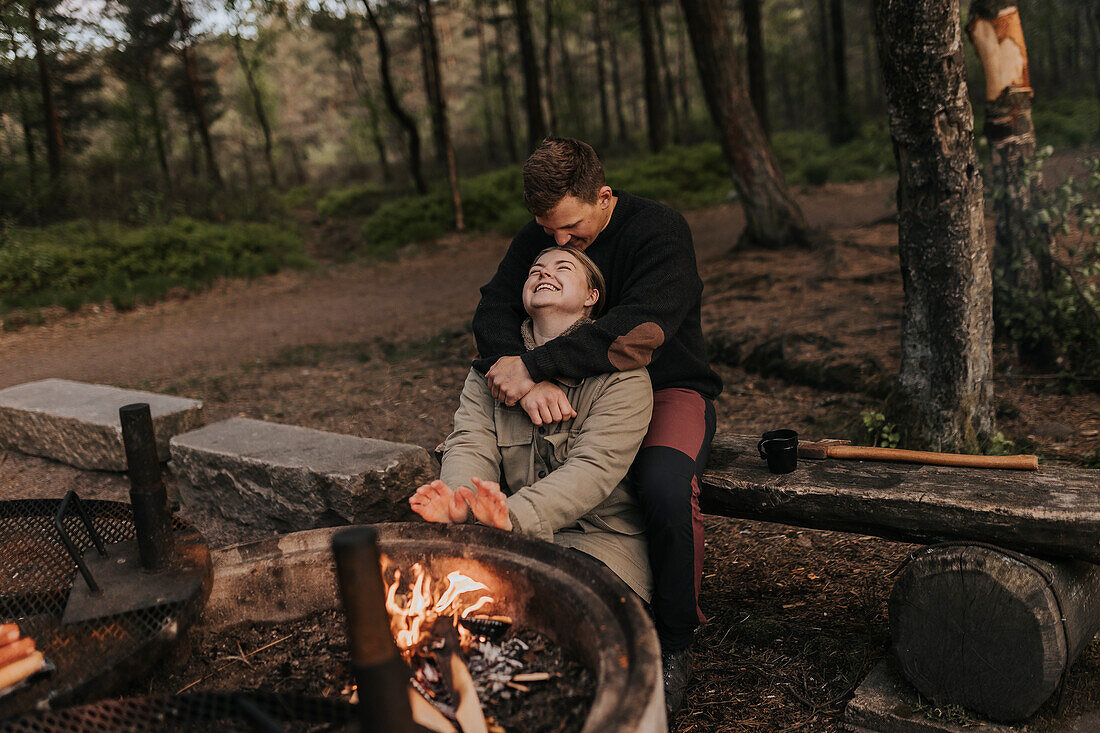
top-left (206, 522), bottom-right (666, 732)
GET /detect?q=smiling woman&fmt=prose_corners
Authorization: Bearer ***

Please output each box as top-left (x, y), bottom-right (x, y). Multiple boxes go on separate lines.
top-left (409, 245), bottom-right (655, 607)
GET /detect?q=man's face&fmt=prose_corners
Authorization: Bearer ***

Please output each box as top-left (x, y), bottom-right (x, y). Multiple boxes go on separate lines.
top-left (534, 187), bottom-right (614, 249)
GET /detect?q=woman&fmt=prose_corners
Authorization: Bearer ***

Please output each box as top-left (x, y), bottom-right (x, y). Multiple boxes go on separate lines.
top-left (410, 245), bottom-right (654, 601)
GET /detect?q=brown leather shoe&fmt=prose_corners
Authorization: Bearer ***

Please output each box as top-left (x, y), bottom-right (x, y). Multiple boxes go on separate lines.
top-left (662, 645), bottom-right (693, 716)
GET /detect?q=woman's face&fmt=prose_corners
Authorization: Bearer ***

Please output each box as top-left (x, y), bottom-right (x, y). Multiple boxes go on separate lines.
top-left (522, 250), bottom-right (599, 318)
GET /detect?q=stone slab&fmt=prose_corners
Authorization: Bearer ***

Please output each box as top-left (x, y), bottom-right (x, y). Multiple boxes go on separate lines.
top-left (0, 379), bottom-right (205, 471)
top-left (843, 661), bottom-right (1100, 733)
top-left (169, 418), bottom-right (435, 532)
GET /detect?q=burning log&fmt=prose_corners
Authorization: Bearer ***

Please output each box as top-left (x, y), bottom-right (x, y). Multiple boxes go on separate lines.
top-left (430, 617), bottom-right (489, 733)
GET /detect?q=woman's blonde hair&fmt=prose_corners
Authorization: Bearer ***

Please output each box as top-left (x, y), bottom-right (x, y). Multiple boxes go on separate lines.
top-left (535, 245), bottom-right (606, 317)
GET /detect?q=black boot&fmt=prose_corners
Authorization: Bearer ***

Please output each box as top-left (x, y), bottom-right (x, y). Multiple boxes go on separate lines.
top-left (661, 645), bottom-right (693, 716)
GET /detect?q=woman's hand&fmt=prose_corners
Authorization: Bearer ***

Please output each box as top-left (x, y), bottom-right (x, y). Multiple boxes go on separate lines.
top-left (457, 477), bottom-right (513, 531)
top-left (409, 480), bottom-right (469, 524)
top-left (519, 382), bottom-right (577, 426)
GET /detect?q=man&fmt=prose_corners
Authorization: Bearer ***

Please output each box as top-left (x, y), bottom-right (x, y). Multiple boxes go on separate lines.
top-left (472, 137), bottom-right (722, 714)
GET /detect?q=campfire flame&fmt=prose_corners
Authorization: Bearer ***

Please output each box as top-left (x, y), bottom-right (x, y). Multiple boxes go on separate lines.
top-left (384, 562), bottom-right (495, 655)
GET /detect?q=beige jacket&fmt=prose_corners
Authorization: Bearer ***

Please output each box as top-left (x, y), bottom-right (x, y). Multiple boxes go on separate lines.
top-left (440, 364), bottom-right (654, 601)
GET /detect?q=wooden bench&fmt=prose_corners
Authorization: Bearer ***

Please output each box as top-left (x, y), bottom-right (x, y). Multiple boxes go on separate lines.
top-left (700, 434), bottom-right (1100, 723)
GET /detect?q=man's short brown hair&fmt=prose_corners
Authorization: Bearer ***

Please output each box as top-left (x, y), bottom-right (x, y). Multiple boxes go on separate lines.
top-left (523, 138), bottom-right (606, 216)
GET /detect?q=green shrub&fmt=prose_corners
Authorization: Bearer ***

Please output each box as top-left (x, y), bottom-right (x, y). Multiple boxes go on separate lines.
top-left (0, 217), bottom-right (311, 316)
top-left (772, 126), bottom-right (894, 185)
top-left (317, 183), bottom-right (394, 219)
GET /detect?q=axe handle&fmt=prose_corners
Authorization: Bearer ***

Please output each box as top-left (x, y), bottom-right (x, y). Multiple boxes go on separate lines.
top-left (823, 445), bottom-right (1038, 470)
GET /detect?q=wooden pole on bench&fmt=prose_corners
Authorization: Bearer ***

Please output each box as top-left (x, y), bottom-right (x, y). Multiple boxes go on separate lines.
top-left (889, 543), bottom-right (1100, 722)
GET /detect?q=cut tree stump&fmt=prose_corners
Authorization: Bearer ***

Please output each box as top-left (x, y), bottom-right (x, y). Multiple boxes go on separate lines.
top-left (701, 435), bottom-right (1100, 562)
top-left (889, 544), bottom-right (1100, 722)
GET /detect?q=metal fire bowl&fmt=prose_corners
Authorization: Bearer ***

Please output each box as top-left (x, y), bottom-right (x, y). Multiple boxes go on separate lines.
top-left (206, 522), bottom-right (667, 733)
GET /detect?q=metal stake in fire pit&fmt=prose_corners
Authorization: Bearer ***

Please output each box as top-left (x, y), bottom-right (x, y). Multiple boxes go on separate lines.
top-left (119, 402), bottom-right (174, 570)
top-left (60, 403), bottom-right (210, 626)
top-left (332, 526), bottom-right (417, 733)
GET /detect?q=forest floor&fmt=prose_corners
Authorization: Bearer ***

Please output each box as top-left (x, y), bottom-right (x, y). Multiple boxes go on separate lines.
top-left (1, 161), bottom-right (1099, 731)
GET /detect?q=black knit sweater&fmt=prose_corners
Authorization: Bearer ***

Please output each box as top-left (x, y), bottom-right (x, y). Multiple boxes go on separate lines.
top-left (472, 191), bottom-right (723, 400)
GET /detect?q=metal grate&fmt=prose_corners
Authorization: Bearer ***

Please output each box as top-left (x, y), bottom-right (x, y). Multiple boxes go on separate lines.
top-left (0, 691), bottom-right (355, 732)
top-left (0, 498), bottom-right (207, 718)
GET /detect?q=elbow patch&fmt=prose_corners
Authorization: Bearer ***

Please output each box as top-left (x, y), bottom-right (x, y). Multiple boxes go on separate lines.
top-left (608, 322), bottom-right (665, 370)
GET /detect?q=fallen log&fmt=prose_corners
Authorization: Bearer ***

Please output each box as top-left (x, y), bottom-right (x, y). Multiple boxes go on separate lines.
top-left (700, 434), bottom-right (1100, 562)
top-left (889, 543), bottom-right (1100, 721)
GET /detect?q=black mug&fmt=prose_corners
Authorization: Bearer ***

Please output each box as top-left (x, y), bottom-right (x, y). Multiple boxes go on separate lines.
top-left (758, 429), bottom-right (798, 474)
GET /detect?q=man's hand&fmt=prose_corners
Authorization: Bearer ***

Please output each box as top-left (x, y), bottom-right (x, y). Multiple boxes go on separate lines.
top-left (486, 356), bottom-right (536, 406)
top-left (519, 382), bottom-right (577, 426)
top-left (409, 480), bottom-right (469, 524)
top-left (457, 477), bottom-right (512, 531)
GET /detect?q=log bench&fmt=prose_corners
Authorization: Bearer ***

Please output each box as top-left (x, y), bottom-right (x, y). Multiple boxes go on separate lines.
top-left (700, 434), bottom-right (1100, 723)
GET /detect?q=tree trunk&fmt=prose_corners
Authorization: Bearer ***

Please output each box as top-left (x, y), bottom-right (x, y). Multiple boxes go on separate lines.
top-left (891, 544), bottom-right (1100, 722)
top-left (652, 0), bottom-right (683, 144)
top-left (231, 32), bottom-right (278, 188)
top-left (6, 23), bottom-right (38, 191)
top-left (678, 0), bottom-right (814, 249)
top-left (491, 4), bottom-right (520, 162)
top-left (741, 0), bottom-right (768, 136)
top-left (474, 5), bottom-right (500, 164)
top-left (872, 0), bottom-right (994, 451)
top-left (415, 0), bottom-right (463, 230)
top-left (967, 1), bottom-right (1054, 366)
top-left (555, 17), bottom-right (584, 138)
top-left (364, 2), bottom-right (427, 194)
top-left (28, 1), bottom-right (62, 183)
top-left (136, 59), bottom-right (172, 190)
top-left (173, 0), bottom-right (222, 186)
top-left (345, 49), bottom-right (393, 183)
top-left (592, 1), bottom-right (612, 147)
top-left (675, 20), bottom-right (691, 127)
top-left (1088, 6), bottom-right (1100, 138)
top-left (636, 0), bottom-right (666, 152)
top-left (828, 0), bottom-right (853, 142)
top-left (541, 0), bottom-right (557, 133)
top-left (512, 0), bottom-right (547, 150)
top-left (606, 14), bottom-right (631, 141)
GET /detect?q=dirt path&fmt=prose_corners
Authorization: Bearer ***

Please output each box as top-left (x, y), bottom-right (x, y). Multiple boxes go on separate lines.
top-left (0, 180), bottom-right (895, 390)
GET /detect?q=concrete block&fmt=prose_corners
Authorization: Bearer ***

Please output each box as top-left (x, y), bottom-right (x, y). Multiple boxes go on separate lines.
top-left (0, 379), bottom-right (204, 471)
top-left (843, 662), bottom-right (1018, 733)
top-left (170, 418), bottom-right (434, 532)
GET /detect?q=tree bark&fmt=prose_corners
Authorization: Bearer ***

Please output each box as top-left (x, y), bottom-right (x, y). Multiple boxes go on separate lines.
top-left (678, 0), bottom-right (813, 248)
top-left (231, 31), bottom-right (278, 188)
top-left (491, 4), bottom-right (520, 162)
top-left (592, 1), bottom-right (612, 148)
top-left (5, 22), bottom-right (38, 190)
top-left (173, 0), bottom-right (222, 186)
top-left (872, 0), bottom-right (994, 451)
top-left (415, 0), bottom-right (463, 230)
top-left (967, 1), bottom-right (1054, 366)
top-left (741, 0), bottom-right (768, 136)
top-left (636, 0), bottom-right (666, 152)
top-left (512, 0), bottom-right (547, 150)
top-left (28, 1), bottom-right (62, 182)
top-left (364, 2), bottom-right (427, 194)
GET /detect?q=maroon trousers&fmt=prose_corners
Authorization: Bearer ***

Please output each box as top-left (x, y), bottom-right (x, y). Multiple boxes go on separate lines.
top-left (631, 388), bottom-right (716, 651)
